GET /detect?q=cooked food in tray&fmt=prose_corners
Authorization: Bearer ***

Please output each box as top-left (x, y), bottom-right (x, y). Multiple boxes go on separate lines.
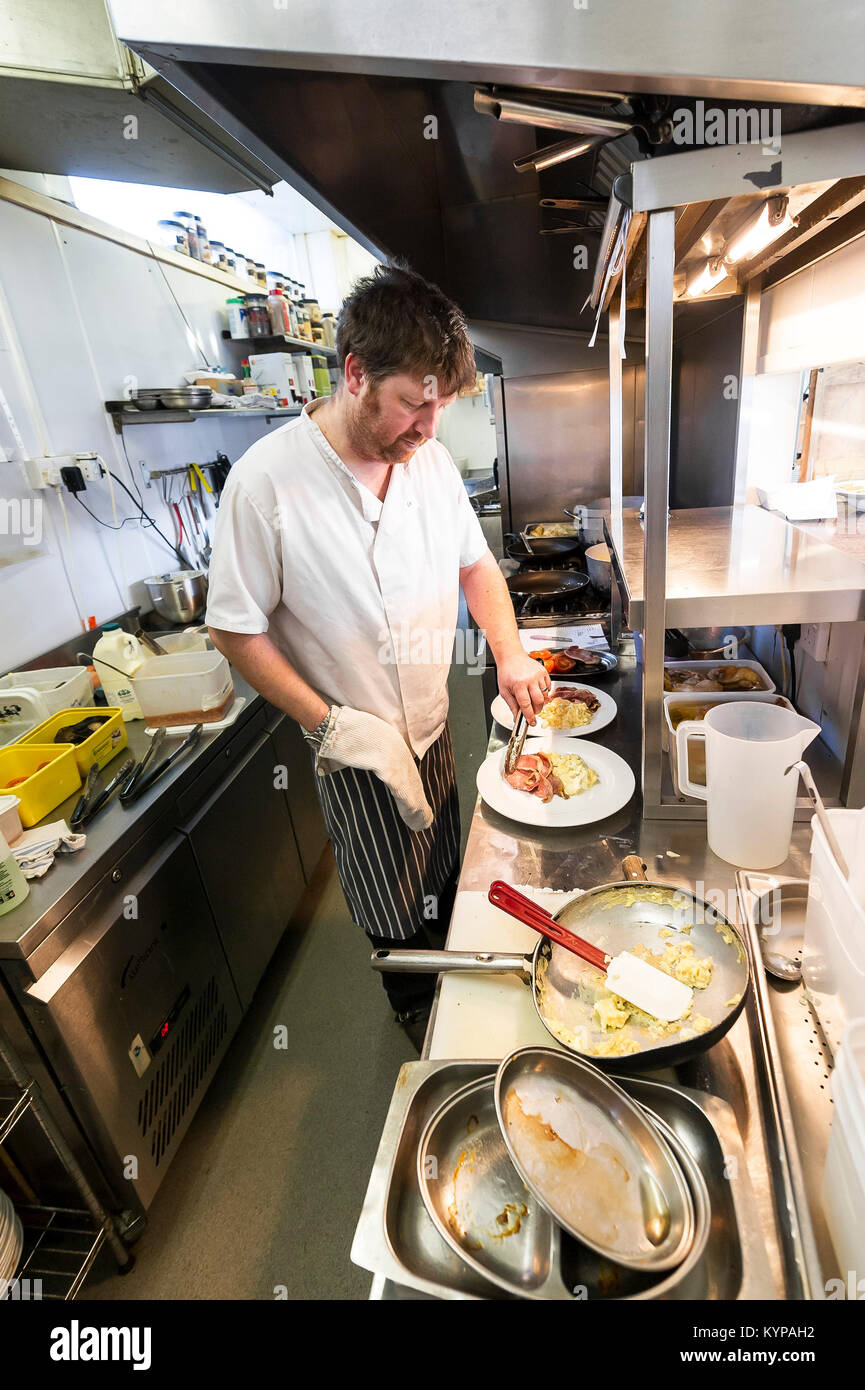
top-left (527, 522), bottom-right (576, 538)
top-left (503, 750), bottom-right (599, 802)
top-left (664, 663), bottom-right (767, 693)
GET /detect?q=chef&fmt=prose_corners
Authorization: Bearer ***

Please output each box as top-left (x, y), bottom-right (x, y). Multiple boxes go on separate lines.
top-left (206, 261), bottom-right (548, 1041)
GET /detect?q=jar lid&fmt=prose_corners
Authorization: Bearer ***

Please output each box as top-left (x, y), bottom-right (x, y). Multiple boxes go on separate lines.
top-left (102, 622), bottom-right (120, 630)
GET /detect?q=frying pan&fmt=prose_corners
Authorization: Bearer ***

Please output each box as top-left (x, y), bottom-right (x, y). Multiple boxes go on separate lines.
top-left (371, 856), bottom-right (750, 1071)
top-left (505, 569), bottom-right (590, 617)
top-left (503, 533), bottom-right (583, 565)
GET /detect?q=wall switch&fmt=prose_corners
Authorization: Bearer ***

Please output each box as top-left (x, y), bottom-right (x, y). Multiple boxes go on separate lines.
top-left (800, 623), bottom-right (831, 663)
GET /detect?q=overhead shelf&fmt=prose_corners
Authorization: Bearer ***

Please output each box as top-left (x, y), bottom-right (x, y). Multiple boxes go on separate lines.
top-left (221, 330), bottom-right (336, 358)
top-left (608, 504), bottom-right (865, 628)
top-left (105, 401), bottom-right (305, 432)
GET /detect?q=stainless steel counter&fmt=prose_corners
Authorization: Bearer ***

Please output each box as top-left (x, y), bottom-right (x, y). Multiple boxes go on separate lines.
top-left (0, 676), bottom-right (268, 960)
top-left (365, 644), bottom-right (833, 1299)
top-left (610, 504), bottom-right (865, 629)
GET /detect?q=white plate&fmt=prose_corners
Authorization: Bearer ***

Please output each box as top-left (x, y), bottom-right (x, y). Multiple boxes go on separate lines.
top-left (490, 682), bottom-right (617, 738)
top-left (476, 734), bottom-right (636, 828)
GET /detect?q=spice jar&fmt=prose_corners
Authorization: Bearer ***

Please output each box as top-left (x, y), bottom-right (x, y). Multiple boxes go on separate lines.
top-left (244, 293), bottom-right (271, 338)
top-left (194, 215), bottom-right (211, 264)
top-left (157, 218), bottom-right (188, 254)
top-left (174, 211), bottom-right (198, 259)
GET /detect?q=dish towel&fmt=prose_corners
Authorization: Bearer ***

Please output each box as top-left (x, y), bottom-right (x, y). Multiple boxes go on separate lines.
top-left (316, 706), bottom-right (434, 832)
top-left (10, 820), bottom-right (86, 879)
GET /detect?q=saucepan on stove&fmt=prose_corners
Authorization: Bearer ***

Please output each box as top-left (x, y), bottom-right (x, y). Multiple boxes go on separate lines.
top-left (371, 856), bottom-right (750, 1071)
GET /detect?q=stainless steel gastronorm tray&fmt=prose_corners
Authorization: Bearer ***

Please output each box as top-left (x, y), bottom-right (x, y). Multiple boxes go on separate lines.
top-left (351, 1061), bottom-right (776, 1301)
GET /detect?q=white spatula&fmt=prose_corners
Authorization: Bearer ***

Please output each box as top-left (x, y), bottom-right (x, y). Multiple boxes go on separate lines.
top-left (488, 881), bottom-right (693, 1022)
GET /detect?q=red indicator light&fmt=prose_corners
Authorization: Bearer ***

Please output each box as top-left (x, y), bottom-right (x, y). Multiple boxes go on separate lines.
top-left (161, 1022), bottom-right (170, 1038)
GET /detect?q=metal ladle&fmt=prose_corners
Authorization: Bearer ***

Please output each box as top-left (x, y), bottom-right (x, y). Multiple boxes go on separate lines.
top-left (786, 760), bottom-right (849, 878)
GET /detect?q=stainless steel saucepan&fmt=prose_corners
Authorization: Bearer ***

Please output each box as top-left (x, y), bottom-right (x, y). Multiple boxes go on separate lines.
top-left (371, 857), bottom-right (750, 1071)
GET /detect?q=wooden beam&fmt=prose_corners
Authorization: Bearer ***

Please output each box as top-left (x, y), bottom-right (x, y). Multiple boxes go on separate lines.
top-left (601, 209), bottom-right (646, 311)
top-left (761, 199), bottom-right (865, 291)
top-left (797, 369), bottom-right (820, 482)
top-left (742, 176), bottom-right (865, 283)
top-left (625, 217), bottom-right (649, 297)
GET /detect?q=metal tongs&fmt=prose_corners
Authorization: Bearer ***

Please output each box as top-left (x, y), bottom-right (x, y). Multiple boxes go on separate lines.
top-left (119, 725), bottom-right (204, 804)
top-left (504, 711), bottom-right (528, 775)
top-left (70, 757), bottom-right (137, 830)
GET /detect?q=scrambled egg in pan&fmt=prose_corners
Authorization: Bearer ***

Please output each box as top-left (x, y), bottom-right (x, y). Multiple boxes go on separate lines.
top-left (537, 931), bottom-right (718, 1056)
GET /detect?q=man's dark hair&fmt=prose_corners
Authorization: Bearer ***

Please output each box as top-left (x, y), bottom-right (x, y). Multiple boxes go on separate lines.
top-left (336, 260), bottom-right (476, 397)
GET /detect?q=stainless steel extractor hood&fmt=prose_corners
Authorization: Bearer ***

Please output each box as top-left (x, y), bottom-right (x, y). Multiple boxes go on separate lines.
top-left (0, 0), bottom-right (278, 193)
top-left (102, 0), bottom-right (865, 330)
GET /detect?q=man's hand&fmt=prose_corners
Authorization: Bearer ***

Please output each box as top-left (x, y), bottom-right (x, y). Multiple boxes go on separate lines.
top-left (496, 646), bottom-right (551, 726)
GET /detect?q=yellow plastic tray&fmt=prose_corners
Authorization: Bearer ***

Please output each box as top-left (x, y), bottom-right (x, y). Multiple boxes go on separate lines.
top-left (0, 744), bottom-right (81, 827)
top-left (20, 707), bottom-right (127, 776)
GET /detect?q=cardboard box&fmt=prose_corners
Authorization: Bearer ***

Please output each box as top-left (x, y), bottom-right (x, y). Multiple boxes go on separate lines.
top-left (248, 353), bottom-right (300, 405)
top-left (193, 374), bottom-right (244, 396)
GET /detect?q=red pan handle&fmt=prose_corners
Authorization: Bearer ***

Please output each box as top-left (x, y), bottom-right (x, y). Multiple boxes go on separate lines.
top-left (488, 880), bottom-right (608, 972)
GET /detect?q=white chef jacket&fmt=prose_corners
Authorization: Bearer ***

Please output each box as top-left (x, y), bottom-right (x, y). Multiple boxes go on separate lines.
top-left (205, 398), bottom-right (490, 757)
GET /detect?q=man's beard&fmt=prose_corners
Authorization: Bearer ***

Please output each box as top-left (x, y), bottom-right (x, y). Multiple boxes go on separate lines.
top-left (344, 389), bottom-right (424, 464)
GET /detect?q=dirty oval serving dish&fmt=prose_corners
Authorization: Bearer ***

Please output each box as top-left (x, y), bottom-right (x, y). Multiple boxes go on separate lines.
top-left (416, 1074), bottom-right (572, 1300)
top-left (495, 1048), bottom-right (695, 1272)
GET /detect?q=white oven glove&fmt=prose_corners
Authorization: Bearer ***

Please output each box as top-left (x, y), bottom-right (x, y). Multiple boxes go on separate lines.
top-left (314, 705), bottom-right (433, 832)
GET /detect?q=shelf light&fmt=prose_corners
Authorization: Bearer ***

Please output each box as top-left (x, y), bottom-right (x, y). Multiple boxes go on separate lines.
top-left (687, 257), bottom-right (727, 297)
top-left (724, 196), bottom-right (797, 266)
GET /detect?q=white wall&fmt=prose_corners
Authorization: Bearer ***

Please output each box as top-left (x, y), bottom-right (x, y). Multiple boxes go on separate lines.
top-left (757, 234), bottom-right (865, 375)
top-left (0, 189), bottom-right (308, 668)
top-left (436, 394), bottom-right (497, 477)
top-left (744, 370), bottom-right (803, 495)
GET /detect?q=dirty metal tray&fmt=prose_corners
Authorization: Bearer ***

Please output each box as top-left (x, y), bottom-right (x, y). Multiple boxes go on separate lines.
top-left (351, 1061), bottom-right (775, 1301)
top-left (736, 872), bottom-right (840, 1286)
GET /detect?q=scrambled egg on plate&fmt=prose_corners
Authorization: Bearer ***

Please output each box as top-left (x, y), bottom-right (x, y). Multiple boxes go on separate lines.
top-left (539, 697), bottom-right (594, 731)
top-left (546, 751), bottom-right (599, 797)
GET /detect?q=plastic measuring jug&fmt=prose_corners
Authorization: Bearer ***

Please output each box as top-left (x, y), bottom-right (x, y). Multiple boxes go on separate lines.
top-left (675, 702), bottom-right (820, 868)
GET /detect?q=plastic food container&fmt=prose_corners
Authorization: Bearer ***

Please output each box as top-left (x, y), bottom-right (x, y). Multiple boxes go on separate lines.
top-left (0, 794), bottom-right (22, 844)
top-left (663, 657), bottom-right (775, 696)
top-left (822, 1018), bottom-right (865, 1274)
top-left (0, 666), bottom-right (92, 747)
top-left (20, 707), bottom-right (127, 777)
top-left (149, 630), bottom-right (212, 655)
top-left (131, 653), bottom-right (234, 728)
top-left (0, 745), bottom-right (81, 827)
top-left (803, 810), bottom-right (865, 1057)
top-left (663, 691), bottom-right (795, 781)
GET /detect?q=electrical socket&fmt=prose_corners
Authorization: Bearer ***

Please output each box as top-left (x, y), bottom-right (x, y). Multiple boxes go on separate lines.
top-left (73, 452), bottom-right (103, 482)
top-left (22, 452), bottom-right (103, 488)
top-left (22, 455), bottom-right (74, 488)
top-left (800, 623), bottom-right (831, 663)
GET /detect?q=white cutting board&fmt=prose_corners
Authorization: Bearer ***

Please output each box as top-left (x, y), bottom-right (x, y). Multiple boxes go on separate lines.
top-left (428, 887), bottom-right (581, 1061)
